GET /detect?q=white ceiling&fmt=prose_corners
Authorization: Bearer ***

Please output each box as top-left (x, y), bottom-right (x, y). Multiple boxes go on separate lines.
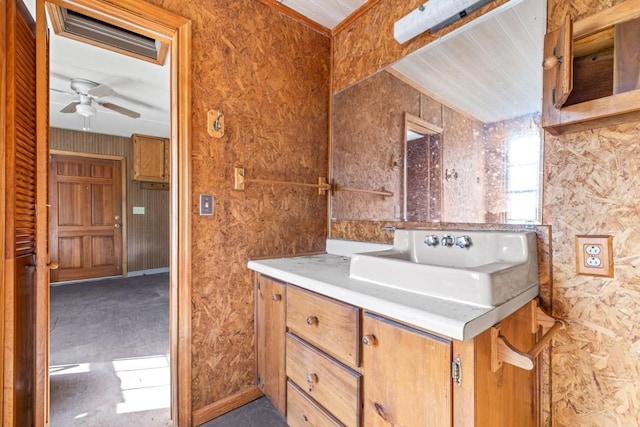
top-left (390, 0), bottom-right (546, 123)
top-left (25, 0), bottom-right (170, 138)
top-left (279, 0), bottom-right (367, 29)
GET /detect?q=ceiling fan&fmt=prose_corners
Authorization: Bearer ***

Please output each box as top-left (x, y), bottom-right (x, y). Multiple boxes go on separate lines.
top-left (52, 78), bottom-right (142, 123)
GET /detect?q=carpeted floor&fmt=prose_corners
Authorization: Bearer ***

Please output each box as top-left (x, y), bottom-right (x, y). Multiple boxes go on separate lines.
top-left (50, 273), bottom-right (171, 426)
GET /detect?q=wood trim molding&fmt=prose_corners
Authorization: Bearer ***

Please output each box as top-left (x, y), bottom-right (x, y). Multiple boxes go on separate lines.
top-left (36, 0), bottom-right (192, 425)
top-left (192, 386), bottom-right (263, 426)
top-left (0, 3), bottom-right (7, 425)
top-left (254, 0), bottom-right (331, 36)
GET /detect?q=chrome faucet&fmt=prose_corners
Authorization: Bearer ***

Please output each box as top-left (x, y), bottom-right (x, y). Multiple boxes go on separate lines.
top-left (424, 235), bottom-right (439, 246)
top-left (455, 235), bottom-right (472, 248)
top-left (441, 234), bottom-right (455, 247)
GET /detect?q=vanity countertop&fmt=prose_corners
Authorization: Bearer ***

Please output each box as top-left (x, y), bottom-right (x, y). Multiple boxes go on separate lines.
top-left (248, 239), bottom-right (538, 341)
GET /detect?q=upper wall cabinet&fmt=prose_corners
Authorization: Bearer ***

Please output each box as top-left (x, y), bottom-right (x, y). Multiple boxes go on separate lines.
top-left (543, 1), bottom-right (640, 135)
top-left (132, 134), bottom-right (170, 183)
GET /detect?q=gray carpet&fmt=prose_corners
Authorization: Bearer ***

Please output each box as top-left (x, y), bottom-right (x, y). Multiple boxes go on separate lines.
top-left (50, 273), bottom-right (171, 426)
top-left (199, 397), bottom-right (287, 427)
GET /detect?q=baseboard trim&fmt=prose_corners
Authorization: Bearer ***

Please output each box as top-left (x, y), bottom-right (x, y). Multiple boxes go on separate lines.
top-left (127, 267), bottom-right (169, 277)
top-left (192, 386), bottom-right (263, 426)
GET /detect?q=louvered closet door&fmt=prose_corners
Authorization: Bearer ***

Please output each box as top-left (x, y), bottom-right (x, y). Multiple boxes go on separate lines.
top-left (3, 0), bottom-right (38, 425)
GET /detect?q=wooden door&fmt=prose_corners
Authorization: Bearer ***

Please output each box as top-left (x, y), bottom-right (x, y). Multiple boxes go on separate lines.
top-left (49, 154), bottom-right (123, 282)
top-left (362, 313), bottom-right (453, 427)
top-left (255, 275), bottom-right (286, 415)
top-left (2, 0), bottom-right (38, 424)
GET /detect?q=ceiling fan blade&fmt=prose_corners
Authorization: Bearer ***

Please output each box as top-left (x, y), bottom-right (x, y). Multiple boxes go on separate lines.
top-left (60, 101), bottom-right (80, 113)
top-left (98, 101), bottom-right (141, 118)
top-left (51, 88), bottom-right (77, 96)
top-left (89, 84), bottom-right (115, 98)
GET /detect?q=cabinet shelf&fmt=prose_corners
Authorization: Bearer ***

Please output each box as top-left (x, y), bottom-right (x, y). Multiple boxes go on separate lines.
top-left (543, 1), bottom-right (640, 135)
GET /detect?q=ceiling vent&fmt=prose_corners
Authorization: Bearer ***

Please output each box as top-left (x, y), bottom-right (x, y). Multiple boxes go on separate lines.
top-left (46, 5), bottom-right (168, 66)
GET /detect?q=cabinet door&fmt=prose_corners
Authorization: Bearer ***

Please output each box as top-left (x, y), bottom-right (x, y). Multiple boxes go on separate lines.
top-left (362, 313), bottom-right (452, 427)
top-left (255, 275), bottom-right (286, 415)
top-left (132, 134), bottom-right (169, 182)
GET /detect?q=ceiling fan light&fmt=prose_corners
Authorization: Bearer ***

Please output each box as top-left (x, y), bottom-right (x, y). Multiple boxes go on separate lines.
top-left (75, 103), bottom-right (97, 117)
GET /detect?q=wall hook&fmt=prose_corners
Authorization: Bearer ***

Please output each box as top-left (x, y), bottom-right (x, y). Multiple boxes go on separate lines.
top-left (208, 109), bottom-right (224, 138)
top-left (445, 168), bottom-right (458, 181)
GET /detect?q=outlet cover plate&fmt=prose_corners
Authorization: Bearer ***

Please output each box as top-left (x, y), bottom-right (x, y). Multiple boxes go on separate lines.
top-left (575, 235), bottom-right (613, 277)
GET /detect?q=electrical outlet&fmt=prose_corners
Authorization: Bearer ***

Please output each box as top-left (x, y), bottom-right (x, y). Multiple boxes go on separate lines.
top-left (575, 235), bottom-right (613, 277)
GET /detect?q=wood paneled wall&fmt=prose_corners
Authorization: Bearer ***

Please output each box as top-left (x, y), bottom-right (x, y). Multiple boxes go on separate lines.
top-left (545, 1), bottom-right (640, 425)
top-left (140, 0), bottom-right (331, 412)
top-left (50, 127), bottom-right (169, 273)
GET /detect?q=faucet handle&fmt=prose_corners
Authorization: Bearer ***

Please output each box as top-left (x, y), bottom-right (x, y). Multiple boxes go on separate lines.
top-left (455, 235), bottom-right (472, 248)
top-left (441, 234), bottom-right (455, 247)
top-left (424, 235), bottom-right (439, 247)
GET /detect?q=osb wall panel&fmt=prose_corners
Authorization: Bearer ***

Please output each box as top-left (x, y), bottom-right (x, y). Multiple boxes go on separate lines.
top-left (332, 70), bottom-right (488, 223)
top-left (50, 127), bottom-right (169, 272)
top-left (332, 0), bottom-right (509, 92)
top-left (545, 1), bottom-right (640, 426)
top-left (144, 0), bottom-right (330, 411)
top-left (332, 70), bottom-right (419, 220)
top-left (441, 107), bottom-right (485, 222)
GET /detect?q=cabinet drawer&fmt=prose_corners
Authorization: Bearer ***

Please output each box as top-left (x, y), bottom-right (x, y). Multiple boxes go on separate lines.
top-left (287, 381), bottom-right (342, 427)
top-left (286, 333), bottom-right (360, 427)
top-left (286, 286), bottom-right (360, 366)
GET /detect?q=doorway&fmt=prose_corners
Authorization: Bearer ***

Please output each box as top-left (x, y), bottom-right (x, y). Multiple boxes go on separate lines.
top-left (31, 0), bottom-right (192, 425)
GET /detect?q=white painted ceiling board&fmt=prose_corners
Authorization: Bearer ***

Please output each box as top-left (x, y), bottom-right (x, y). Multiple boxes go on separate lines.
top-left (279, 0), bottom-right (367, 29)
top-left (390, 0), bottom-right (546, 124)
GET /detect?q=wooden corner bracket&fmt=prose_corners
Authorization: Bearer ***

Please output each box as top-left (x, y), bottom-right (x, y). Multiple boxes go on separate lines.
top-left (491, 300), bottom-right (566, 372)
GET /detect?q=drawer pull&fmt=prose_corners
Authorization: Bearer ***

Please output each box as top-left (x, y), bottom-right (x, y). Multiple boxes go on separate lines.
top-left (362, 335), bottom-right (377, 346)
top-left (306, 316), bottom-right (318, 326)
top-left (271, 294), bottom-right (282, 301)
top-left (305, 373), bottom-right (318, 384)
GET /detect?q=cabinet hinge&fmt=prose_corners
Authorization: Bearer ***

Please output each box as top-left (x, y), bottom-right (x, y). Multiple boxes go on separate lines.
top-left (256, 374), bottom-right (261, 385)
top-left (452, 357), bottom-right (462, 386)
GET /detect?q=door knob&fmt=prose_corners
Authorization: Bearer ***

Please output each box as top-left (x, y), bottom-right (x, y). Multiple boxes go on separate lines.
top-left (47, 261), bottom-right (59, 270)
top-left (115, 215), bottom-right (120, 221)
top-left (114, 223), bottom-right (121, 228)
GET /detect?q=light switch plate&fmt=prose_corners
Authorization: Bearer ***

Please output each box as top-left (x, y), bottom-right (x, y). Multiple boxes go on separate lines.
top-left (133, 206), bottom-right (145, 215)
top-left (575, 235), bottom-right (613, 277)
top-left (199, 194), bottom-right (214, 216)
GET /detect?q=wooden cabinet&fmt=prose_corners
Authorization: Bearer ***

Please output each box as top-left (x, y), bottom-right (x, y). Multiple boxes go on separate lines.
top-left (543, 2), bottom-right (640, 134)
top-left (255, 276), bottom-right (286, 415)
top-left (132, 133), bottom-right (169, 182)
top-left (362, 313), bottom-right (452, 427)
top-left (256, 273), bottom-right (540, 427)
top-left (285, 286), bottom-right (361, 427)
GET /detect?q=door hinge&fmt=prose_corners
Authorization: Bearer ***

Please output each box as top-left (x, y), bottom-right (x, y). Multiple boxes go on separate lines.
top-left (256, 374), bottom-right (261, 385)
top-left (256, 279), bottom-right (260, 290)
top-left (452, 357), bottom-right (462, 386)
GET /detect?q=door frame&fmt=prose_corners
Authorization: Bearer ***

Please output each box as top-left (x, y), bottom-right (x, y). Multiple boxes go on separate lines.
top-left (35, 1), bottom-right (192, 425)
top-left (49, 151), bottom-right (128, 281)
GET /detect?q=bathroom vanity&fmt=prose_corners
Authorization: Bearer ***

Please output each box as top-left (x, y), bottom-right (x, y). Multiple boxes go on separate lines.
top-left (250, 232), bottom-right (560, 427)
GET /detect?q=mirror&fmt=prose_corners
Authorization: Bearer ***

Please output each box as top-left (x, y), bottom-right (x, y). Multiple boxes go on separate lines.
top-left (331, 0), bottom-right (546, 224)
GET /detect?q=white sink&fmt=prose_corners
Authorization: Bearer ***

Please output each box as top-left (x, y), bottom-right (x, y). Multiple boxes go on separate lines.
top-left (349, 229), bottom-right (539, 307)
